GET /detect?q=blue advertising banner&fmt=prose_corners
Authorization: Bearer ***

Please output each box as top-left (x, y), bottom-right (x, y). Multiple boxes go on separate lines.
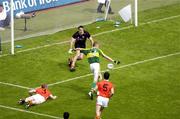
top-left (0, 0), bottom-right (85, 14)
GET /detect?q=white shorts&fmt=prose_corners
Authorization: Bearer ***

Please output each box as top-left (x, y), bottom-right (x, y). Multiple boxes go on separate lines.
top-left (97, 96), bottom-right (109, 107)
top-left (25, 94), bottom-right (46, 104)
top-left (90, 63), bottom-right (101, 82)
top-left (98, 0), bottom-right (106, 4)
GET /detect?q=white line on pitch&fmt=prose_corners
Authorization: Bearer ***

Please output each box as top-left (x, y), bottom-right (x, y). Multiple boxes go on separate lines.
top-left (93, 14), bottom-right (180, 37)
top-left (0, 14), bottom-right (180, 58)
top-left (0, 81), bottom-right (31, 90)
top-left (0, 52), bottom-right (180, 89)
top-left (48, 52), bottom-right (180, 86)
top-left (0, 104), bottom-right (62, 119)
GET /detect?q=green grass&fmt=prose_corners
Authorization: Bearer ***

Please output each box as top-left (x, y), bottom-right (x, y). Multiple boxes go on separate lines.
top-left (0, 3), bottom-right (180, 119)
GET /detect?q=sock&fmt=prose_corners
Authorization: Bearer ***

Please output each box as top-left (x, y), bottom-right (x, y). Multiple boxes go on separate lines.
top-left (95, 116), bottom-right (100, 119)
top-left (91, 82), bottom-right (96, 89)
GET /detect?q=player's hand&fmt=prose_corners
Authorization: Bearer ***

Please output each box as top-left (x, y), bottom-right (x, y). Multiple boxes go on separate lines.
top-left (114, 60), bottom-right (120, 65)
top-left (28, 89), bottom-right (35, 95)
top-left (68, 49), bottom-right (73, 54)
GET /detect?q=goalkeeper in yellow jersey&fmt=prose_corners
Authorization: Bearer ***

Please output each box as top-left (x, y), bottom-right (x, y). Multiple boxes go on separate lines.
top-left (80, 42), bottom-right (120, 100)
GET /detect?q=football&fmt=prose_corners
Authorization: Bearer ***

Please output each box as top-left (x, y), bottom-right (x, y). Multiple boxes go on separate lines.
top-left (107, 63), bottom-right (114, 69)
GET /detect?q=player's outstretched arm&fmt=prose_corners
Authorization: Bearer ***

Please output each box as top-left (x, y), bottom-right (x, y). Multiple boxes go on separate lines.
top-left (100, 49), bottom-right (120, 64)
top-left (28, 89), bottom-right (36, 96)
top-left (100, 50), bottom-right (114, 62)
top-left (103, 54), bottom-right (120, 64)
top-left (103, 54), bottom-right (114, 62)
top-left (49, 95), bottom-right (57, 100)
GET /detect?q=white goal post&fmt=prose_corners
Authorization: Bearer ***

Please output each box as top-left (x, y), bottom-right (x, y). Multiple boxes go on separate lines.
top-left (10, 0), bottom-right (14, 55)
top-left (134, 0), bottom-right (138, 27)
top-left (104, 0), bottom-right (138, 27)
top-left (9, 0), bottom-right (138, 55)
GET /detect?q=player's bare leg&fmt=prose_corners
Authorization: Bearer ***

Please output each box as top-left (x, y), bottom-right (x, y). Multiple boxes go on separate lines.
top-left (25, 100), bottom-right (33, 109)
top-left (77, 53), bottom-right (84, 60)
top-left (95, 105), bottom-right (102, 119)
top-left (68, 57), bottom-right (73, 67)
top-left (89, 71), bottom-right (98, 100)
top-left (98, 72), bottom-right (102, 81)
top-left (89, 70), bottom-right (102, 100)
top-left (70, 49), bottom-right (81, 71)
top-left (100, 107), bottom-right (104, 116)
top-left (68, 53), bottom-right (83, 67)
top-left (24, 97), bottom-right (34, 108)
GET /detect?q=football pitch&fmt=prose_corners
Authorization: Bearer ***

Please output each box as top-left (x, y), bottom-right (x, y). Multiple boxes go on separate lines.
top-left (0, 3), bottom-right (180, 119)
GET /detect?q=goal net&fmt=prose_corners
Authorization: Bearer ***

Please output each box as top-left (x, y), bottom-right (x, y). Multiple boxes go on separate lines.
top-left (0, 0), bottom-right (180, 55)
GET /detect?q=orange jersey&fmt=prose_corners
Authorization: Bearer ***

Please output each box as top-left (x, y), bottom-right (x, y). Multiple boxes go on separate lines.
top-left (97, 80), bottom-right (113, 98)
top-left (35, 88), bottom-right (52, 100)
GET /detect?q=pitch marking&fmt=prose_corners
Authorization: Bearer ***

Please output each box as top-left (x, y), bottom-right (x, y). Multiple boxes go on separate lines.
top-left (0, 14), bottom-right (180, 58)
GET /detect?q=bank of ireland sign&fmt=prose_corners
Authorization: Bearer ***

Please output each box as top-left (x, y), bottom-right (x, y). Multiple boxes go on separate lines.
top-left (1, 0), bottom-right (84, 14)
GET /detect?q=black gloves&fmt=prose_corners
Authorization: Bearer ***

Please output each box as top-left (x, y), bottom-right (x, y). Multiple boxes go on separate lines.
top-left (114, 60), bottom-right (120, 65)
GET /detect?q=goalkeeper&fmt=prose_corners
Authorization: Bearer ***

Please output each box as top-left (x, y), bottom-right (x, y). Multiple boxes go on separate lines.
top-left (68, 25), bottom-right (94, 72)
top-left (80, 42), bottom-right (120, 100)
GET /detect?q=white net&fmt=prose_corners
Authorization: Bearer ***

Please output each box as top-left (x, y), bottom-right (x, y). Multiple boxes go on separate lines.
top-left (0, 0), bottom-right (180, 54)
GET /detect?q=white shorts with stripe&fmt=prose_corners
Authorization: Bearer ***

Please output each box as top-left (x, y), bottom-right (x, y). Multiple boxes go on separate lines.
top-left (25, 94), bottom-right (46, 104)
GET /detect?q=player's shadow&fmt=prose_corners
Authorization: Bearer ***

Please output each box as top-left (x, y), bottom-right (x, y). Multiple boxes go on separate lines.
top-left (58, 61), bottom-right (87, 71)
top-left (58, 61), bottom-right (70, 70)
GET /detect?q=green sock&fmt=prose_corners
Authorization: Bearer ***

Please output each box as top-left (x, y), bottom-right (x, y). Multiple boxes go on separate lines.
top-left (91, 82), bottom-right (96, 89)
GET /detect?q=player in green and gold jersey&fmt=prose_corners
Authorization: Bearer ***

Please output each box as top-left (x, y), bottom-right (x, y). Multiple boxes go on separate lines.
top-left (80, 42), bottom-right (120, 100)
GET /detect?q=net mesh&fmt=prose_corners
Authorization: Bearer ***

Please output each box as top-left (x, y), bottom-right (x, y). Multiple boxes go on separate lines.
top-left (0, 0), bottom-right (180, 54)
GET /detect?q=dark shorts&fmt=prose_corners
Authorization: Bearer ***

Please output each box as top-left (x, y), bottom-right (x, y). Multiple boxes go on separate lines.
top-left (75, 43), bottom-right (86, 49)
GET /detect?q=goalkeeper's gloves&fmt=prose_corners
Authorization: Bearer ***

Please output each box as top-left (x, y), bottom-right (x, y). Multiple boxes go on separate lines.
top-left (114, 60), bottom-right (120, 65)
top-left (68, 49), bottom-right (73, 54)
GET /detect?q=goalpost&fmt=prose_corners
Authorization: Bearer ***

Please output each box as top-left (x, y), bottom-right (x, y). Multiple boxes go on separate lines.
top-left (134, 0), bottom-right (138, 27)
top-left (10, 0), bottom-right (14, 55)
top-left (104, 0), bottom-right (138, 27)
top-left (9, 0), bottom-right (138, 55)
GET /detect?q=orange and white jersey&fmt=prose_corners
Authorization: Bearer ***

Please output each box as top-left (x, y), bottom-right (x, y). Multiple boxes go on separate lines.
top-left (97, 80), bottom-right (113, 98)
top-left (35, 88), bottom-right (52, 100)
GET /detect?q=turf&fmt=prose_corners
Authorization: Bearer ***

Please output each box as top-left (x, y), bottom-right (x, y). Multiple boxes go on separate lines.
top-left (0, 3), bottom-right (180, 119)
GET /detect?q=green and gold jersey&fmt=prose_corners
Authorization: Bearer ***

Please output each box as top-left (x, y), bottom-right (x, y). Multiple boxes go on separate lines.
top-left (81, 47), bottom-right (105, 64)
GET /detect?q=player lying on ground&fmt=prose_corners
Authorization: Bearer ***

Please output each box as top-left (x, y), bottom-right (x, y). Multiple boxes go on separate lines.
top-left (15, 11), bottom-right (36, 19)
top-left (68, 25), bottom-right (94, 72)
top-left (93, 72), bottom-right (114, 119)
top-left (80, 42), bottom-right (119, 99)
top-left (18, 84), bottom-right (57, 108)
